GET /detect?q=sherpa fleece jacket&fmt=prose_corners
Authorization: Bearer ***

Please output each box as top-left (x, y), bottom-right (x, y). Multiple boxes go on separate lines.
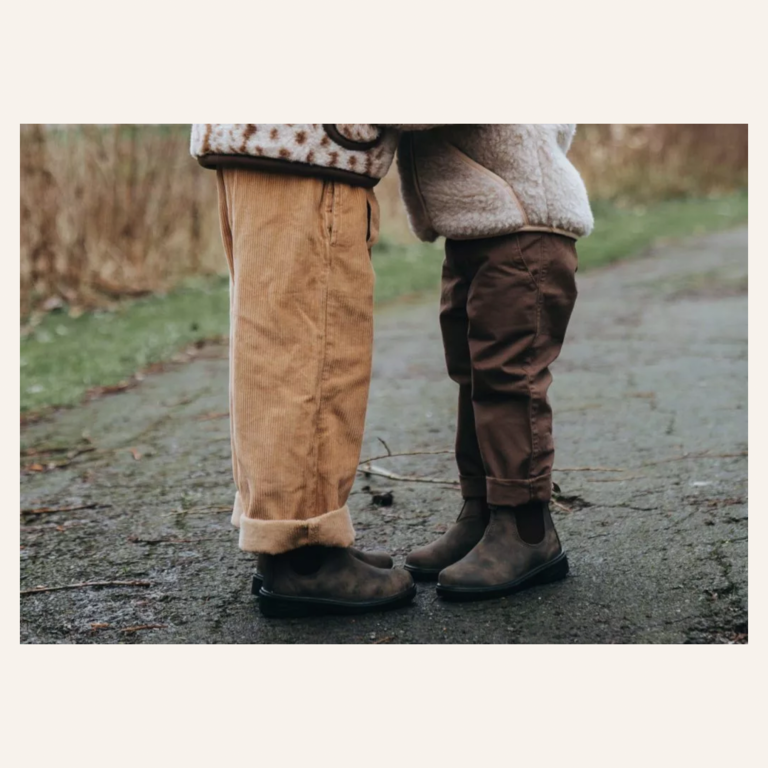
top-left (190, 124), bottom-right (399, 188)
top-left (394, 124), bottom-right (594, 242)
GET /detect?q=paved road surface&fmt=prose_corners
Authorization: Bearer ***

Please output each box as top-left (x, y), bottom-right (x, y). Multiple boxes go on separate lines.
top-left (20, 228), bottom-right (748, 643)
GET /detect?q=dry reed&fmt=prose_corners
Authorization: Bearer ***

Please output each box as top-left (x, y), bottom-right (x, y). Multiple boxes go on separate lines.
top-left (20, 124), bottom-right (747, 315)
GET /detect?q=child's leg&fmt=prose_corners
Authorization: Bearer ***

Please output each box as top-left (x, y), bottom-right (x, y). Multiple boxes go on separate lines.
top-left (403, 254), bottom-right (493, 580)
top-left (217, 168), bottom-right (376, 555)
top-left (439, 256), bottom-right (486, 498)
top-left (462, 232), bottom-right (578, 509)
top-left (436, 232), bottom-right (577, 600)
top-left (215, 170), bottom-right (243, 526)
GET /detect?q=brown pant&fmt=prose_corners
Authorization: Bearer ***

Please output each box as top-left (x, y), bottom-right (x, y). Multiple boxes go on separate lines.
top-left (216, 168), bottom-right (379, 554)
top-left (440, 232), bottom-right (578, 506)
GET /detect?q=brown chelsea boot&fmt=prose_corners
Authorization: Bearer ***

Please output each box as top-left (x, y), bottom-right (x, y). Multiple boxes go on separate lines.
top-left (436, 503), bottom-right (569, 601)
top-left (404, 498), bottom-right (489, 580)
top-left (258, 546), bottom-right (416, 618)
top-left (252, 546), bottom-right (393, 593)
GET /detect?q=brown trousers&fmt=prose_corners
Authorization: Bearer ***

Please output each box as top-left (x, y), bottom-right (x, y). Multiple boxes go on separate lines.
top-left (216, 168), bottom-right (379, 554)
top-left (440, 232), bottom-right (578, 506)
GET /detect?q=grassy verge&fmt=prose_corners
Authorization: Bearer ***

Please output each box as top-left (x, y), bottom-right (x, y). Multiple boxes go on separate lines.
top-left (21, 193), bottom-right (747, 413)
top-left (578, 192), bottom-right (748, 270)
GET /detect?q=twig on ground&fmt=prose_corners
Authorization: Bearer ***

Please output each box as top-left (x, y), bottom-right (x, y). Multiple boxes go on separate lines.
top-left (352, 446), bottom-right (741, 495)
top-left (167, 505), bottom-right (232, 516)
top-left (555, 466), bottom-right (628, 473)
top-left (358, 450), bottom-right (455, 465)
top-left (128, 535), bottom-right (221, 544)
top-left (359, 463), bottom-right (459, 487)
top-left (22, 446), bottom-right (72, 457)
top-left (120, 624), bottom-right (167, 634)
top-left (21, 580), bottom-right (152, 596)
top-left (641, 450), bottom-right (747, 467)
top-left (20, 502), bottom-right (104, 515)
top-left (195, 412), bottom-right (229, 421)
top-left (22, 446), bottom-right (97, 473)
top-left (580, 475), bottom-right (643, 483)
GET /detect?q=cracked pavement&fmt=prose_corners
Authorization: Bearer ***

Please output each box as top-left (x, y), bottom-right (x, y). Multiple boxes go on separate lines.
top-left (20, 228), bottom-right (748, 643)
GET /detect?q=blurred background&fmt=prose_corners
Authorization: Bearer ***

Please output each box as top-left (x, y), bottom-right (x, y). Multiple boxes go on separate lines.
top-left (20, 124), bottom-right (748, 415)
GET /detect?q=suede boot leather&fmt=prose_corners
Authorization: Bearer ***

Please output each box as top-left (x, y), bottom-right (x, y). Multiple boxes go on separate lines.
top-left (405, 498), bottom-right (489, 580)
top-left (252, 547), bottom-right (393, 592)
top-left (436, 504), bottom-right (569, 601)
top-left (258, 546), bottom-right (416, 617)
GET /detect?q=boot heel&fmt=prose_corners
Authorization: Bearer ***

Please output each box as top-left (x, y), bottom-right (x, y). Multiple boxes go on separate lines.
top-left (251, 575), bottom-right (262, 596)
top-left (532, 553), bottom-right (569, 586)
top-left (258, 590), bottom-right (319, 619)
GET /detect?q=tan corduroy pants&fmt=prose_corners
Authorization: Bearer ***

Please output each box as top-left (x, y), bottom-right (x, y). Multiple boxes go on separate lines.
top-left (216, 168), bottom-right (379, 554)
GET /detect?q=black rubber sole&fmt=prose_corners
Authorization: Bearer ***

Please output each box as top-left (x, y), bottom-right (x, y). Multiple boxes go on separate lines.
top-left (404, 563), bottom-right (442, 582)
top-left (436, 552), bottom-right (570, 602)
top-left (258, 584), bottom-right (418, 618)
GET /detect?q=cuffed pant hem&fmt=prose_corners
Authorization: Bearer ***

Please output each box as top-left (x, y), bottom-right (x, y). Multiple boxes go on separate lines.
top-left (487, 474), bottom-right (551, 507)
top-left (236, 504), bottom-right (356, 554)
top-left (231, 491), bottom-right (244, 527)
top-left (459, 475), bottom-right (488, 499)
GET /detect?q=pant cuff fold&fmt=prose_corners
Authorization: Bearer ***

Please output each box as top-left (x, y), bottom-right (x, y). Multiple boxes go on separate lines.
top-left (231, 491), bottom-right (244, 527)
top-left (487, 474), bottom-right (552, 507)
top-left (234, 502), bottom-right (356, 554)
top-left (459, 474), bottom-right (488, 499)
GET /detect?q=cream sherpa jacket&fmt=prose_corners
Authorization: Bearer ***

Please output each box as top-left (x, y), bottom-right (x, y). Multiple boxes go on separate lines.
top-left (191, 124), bottom-right (399, 188)
top-left (394, 125), bottom-right (594, 241)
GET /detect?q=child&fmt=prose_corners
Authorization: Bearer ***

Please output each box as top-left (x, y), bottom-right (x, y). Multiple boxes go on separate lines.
top-left (395, 125), bottom-right (594, 601)
top-left (191, 124), bottom-right (416, 617)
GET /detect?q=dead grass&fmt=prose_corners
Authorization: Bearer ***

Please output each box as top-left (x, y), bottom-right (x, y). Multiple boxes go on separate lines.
top-left (20, 125), bottom-right (220, 315)
top-left (568, 124), bottom-right (748, 204)
top-left (20, 124), bottom-right (747, 315)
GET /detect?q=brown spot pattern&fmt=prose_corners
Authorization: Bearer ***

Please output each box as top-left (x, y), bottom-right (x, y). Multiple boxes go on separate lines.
top-left (240, 124), bottom-right (257, 152)
top-left (270, 127), bottom-right (279, 140)
top-left (295, 130), bottom-right (307, 145)
top-left (348, 156), bottom-right (357, 168)
top-left (328, 151), bottom-right (338, 167)
top-left (306, 150), bottom-right (315, 164)
top-left (201, 124), bottom-right (212, 154)
top-left (255, 145), bottom-right (264, 155)
top-left (279, 148), bottom-right (291, 159)
top-left (320, 135), bottom-right (330, 147)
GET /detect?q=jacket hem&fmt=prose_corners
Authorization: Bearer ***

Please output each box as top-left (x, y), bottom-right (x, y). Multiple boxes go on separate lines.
top-left (197, 154), bottom-right (379, 188)
top-left (446, 225), bottom-right (581, 242)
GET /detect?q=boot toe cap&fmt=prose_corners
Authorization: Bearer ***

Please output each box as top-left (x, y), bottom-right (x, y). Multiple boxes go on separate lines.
top-left (388, 567), bottom-right (415, 595)
top-left (437, 561), bottom-right (488, 589)
top-left (404, 548), bottom-right (429, 569)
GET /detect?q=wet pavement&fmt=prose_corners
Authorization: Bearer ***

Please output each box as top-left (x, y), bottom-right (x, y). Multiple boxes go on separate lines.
top-left (20, 228), bottom-right (748, 643)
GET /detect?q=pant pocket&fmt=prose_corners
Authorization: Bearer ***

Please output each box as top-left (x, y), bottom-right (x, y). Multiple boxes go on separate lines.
top-left (542, 236), bottom-right (579, 342)
top-left (365, 188), bottom-right (380, 249)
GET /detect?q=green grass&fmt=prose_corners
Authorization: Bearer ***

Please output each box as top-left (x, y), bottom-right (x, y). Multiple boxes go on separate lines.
top-left (21, 277), bottom-right (231, 413)
top-left (579, 192), bottom-right (748, 270)
top-left (20, 193), bottom-right (747, 414)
